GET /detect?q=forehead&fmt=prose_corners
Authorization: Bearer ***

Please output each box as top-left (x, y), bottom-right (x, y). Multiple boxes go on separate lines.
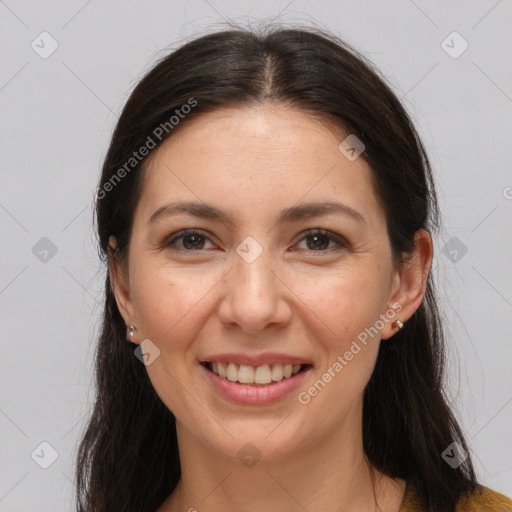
top-left (136, 104), bottom-right (384, 229)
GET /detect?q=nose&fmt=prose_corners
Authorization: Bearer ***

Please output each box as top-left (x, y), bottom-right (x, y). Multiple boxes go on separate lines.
top-left (217, 243), bottom-right (292, 335)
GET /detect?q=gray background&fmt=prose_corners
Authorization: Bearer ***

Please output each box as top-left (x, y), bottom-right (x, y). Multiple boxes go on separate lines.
top-left (1, 0), bottom-right (511, 510)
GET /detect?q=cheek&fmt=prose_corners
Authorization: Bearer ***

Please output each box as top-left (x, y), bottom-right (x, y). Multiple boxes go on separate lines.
top-left (294, 263), bottom-right (388, 337)
top-left (129, 266), bottom-right (216, 416)
top-left (293, 267), bottom-right (387, 391)
top-left (130, 264), bottom-right (212, 353)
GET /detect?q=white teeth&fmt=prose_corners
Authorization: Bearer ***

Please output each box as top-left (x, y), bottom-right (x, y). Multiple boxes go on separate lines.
top-left (254, 365), bottom-right (272, 384)
top-left (208, 361), bottom-right (306, 385)
top-left (226, 362), bottom-right (238, 382)
top-left (238, 364), bottom-right (254, 383)
top-left (271, 364), bottom-right (283, 381)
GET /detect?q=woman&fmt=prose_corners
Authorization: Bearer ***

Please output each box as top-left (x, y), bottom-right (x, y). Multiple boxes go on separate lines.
top-left (75, 26), bottom-right (512, 511)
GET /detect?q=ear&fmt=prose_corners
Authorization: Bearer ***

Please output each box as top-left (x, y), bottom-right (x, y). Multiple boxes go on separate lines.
top-left (108, 236), bottom-right (137, 332)
top-left (380, 229), bottom-right (433, 340)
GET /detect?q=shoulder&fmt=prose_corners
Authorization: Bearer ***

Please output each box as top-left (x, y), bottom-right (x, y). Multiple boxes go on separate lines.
top-left (455, 485), bottom-right (512, 511)
top-left (399, 482), bottom-right (512, 512)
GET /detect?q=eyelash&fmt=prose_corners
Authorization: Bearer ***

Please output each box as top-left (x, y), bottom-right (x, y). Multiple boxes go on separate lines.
top-left (163, 228), bottom-right (348, 255)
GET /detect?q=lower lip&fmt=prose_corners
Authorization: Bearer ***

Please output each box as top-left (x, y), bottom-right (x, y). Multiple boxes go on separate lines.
top-left (200, 364), bottom-right (312, 405)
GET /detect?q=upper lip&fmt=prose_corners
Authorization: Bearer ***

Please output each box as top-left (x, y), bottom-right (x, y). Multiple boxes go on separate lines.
top-left (200, 352), bottom-right (313, 367)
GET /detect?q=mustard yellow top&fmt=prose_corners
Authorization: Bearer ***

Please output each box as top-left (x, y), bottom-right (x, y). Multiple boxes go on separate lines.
top-left (399, 482), bottom-right (512, 511)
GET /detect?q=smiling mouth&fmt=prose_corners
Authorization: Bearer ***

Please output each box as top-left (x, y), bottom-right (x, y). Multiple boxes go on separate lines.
top-left (201, 361), bottom-right (312, 386)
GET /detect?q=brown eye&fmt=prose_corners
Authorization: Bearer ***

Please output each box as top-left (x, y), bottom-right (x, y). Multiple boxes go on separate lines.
top-left (295, 229), bottom-right (348, 253)
top-left (163, 230), bottom-right (215, 252)
top-left (162, 228), bottom-right (348, 255)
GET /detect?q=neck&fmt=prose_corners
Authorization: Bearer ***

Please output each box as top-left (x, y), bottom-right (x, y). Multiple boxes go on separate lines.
top-left (159, 403), bottom-right (405, 512)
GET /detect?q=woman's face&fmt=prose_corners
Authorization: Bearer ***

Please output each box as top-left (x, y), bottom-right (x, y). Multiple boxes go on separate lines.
top-left (111, 104), bottom-right (412, 461)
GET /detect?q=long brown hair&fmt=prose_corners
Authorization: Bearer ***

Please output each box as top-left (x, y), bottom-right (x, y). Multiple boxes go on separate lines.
top-left (76, 25), bottom-right (477, 511)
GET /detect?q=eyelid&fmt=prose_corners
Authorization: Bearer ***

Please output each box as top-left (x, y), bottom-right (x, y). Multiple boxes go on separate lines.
top-left (163, 228), bottom-right (348, 253)
top-left (164, 229), bottom-right (217, 252)
top-left (293, 228), bottom-right (348, 252)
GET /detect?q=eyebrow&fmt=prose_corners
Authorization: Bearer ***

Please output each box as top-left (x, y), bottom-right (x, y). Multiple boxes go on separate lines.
top-left (148, 200), bottom-right (365, 226)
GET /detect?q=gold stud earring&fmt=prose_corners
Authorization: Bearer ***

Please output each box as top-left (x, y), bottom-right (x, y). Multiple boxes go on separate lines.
top-left (394, 320), bottom-right (404, 331)
top-left (126, 324), bottom-right (136, 341)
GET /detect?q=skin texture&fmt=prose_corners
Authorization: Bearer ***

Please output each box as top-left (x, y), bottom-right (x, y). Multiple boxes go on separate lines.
top-left (109, 104), bottom-right (433, 512)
